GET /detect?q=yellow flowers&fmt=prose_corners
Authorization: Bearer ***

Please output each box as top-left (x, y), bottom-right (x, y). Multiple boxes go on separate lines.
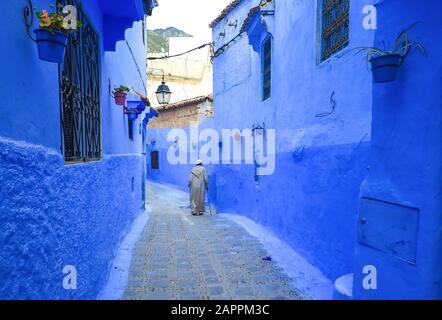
top-left (35, 5), bottom-right (82, 33)
top-left (39, 10), bottom-right (52, 28)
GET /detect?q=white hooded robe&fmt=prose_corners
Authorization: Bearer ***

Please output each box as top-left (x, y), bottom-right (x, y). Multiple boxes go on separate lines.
top-left (188, 165), bottom-right (208, 214)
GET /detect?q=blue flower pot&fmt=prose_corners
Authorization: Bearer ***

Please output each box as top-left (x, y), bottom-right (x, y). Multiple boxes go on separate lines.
top-left (370, 54), bottom-right (402, 83)
top-left (136, 101), bottom-right (147, 113)
top-left (34, 29), bottom-right (68, 63)
top-left (127, 111), bottom-right (138, 121)
top-left (127, 100), bottom-right (147, 113)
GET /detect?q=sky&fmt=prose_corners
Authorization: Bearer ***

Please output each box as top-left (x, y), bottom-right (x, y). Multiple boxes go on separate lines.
top-left (148, 0), bottom-right (233, 42)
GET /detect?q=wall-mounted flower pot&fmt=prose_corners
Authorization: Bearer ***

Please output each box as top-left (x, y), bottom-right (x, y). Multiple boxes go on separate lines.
top-left (33, 29), bottom-right (68, 63)
top-left (128, 112), bottom-right (138, 121)
top-left (127, 100), bottom-right (146, 113)
top-left (370, 54), bottom-right (402, 83)
top-left (114, 92), bottom-right (127, 106)
top-left (125, 108), bottom-right (138, 121)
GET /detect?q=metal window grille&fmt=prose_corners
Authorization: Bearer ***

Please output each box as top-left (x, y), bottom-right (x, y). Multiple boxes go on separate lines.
top-left (151, 151), bottom-right (159, 169)
top-left (262, 37), bottom-right (272, 100)
top-left (319, 0), bottom-right (350, 62)
top-left (59, 0), bottom-right (101, 163)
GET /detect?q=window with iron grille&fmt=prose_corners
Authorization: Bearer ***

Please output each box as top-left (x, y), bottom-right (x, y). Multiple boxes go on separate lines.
top-left (151, 151), bottom-right (159, 169)
top-left (319, 0), bottom-right (350, 62)
top-left (262, 37), bottom-right (272, 100)
top-left (59, 0), bottom-right (101, 163)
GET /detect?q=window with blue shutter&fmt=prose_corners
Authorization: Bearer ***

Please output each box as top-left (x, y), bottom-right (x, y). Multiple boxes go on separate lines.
top-left (262, 37), bottom-right (272, 101)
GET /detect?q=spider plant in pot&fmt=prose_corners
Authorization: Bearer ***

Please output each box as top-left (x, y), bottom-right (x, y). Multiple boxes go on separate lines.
top-left (112, 86), bottom-right (130, 106)
top-left (354, 23), bottom-right (427, 83)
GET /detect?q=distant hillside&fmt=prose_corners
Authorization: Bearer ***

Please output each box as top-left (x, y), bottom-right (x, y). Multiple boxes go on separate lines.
top-left (148, 27), bottom-right (192, 53)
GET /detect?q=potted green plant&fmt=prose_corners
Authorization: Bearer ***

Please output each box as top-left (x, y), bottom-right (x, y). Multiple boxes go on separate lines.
top-left (354, 23), bottom-right (427, 83)
top-left (33, 4), bottom-right (82, 63)
top-left (112, 86), bottom-right (130, 106)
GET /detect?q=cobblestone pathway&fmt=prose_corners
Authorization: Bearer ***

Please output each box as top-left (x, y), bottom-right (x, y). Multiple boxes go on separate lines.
top-left (123, 182), bottom-right (303, 300)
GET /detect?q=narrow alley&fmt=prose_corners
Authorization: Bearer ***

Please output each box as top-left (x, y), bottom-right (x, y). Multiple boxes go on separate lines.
top-left (2, 0), bottom-right (442, 304)
top-left (123, 182), bottom-right (303, 300)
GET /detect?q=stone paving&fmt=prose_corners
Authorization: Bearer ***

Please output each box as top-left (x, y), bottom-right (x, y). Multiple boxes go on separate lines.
top-left (123, 182), bottom-right (304, 300)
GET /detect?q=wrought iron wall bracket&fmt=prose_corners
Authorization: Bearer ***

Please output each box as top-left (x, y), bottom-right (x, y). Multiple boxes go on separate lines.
top-left (24, 0), bottom-right (36, 42)
top-left (252, 123), bottom-right (266, 136)
top-left (316, 91), bottom-right (337, 118)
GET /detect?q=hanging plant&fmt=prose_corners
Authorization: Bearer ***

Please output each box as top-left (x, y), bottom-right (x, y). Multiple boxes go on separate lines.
top-left (112, 86), bottom-right (130, 106)
top-left (354, 23), bottom-right (427, 83)
top-left (33, 3), bottom-right (82, 63)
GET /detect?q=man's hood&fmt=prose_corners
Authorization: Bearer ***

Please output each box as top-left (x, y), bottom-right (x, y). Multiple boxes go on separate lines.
top-left (191, 166), bottom-right (205, 177)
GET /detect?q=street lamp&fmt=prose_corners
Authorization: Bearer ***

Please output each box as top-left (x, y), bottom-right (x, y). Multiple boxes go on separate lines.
top-left (155, 75), bottom-right (172, 105)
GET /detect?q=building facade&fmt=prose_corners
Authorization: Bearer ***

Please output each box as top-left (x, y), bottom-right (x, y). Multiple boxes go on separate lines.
top-left (148, 95), bottom-right (213, 128)
top-left (209, 0), bottom-right (442, 299)
top-left (352, 0), bottom-right (442, 300)
top-left (0, 0), bottom-right (156, 299)
top-left (147, 37), bottom-right (213, 106)
top-left (210, 0), bottom-right (374, 289)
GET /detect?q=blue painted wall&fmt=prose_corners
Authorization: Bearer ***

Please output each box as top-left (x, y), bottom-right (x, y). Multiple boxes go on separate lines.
top-left (209, 0), bottom-right (374, 281)
top-left (146, 119), bottom-right (218, 205)
top-left (352, 0), bottom-right (442, 300)
top-left (146, 128), bottom-right (190, 191)
top-left (0, 0), bottom-right (148, 299)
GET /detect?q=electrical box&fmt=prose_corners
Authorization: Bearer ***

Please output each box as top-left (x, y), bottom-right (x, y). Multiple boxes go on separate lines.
top-left (358, 198), bottom-right (419, 264)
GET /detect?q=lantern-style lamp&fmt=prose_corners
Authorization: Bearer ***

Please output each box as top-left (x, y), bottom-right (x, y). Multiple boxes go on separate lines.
top-left (155, 76), bottom-right (172, 105)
